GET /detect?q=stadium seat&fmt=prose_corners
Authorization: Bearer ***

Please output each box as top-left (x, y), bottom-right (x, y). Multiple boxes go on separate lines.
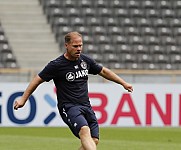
top-left (70, 17), bottom-right (84, 26)
top-left (157, 0), bottom-right (171, 9)
top-left (157, 27), bottom-right (172, 36)
top-left (78, 0), bottom-right (92, 8)
top-left (94, 0), bottom-right (109, 8)
top-left (103, 17), bottom-right (118, 27)
top-left (128, 35), bottom-right (143, 45)
top-left (83, 35), bottom-right (94, 44)
top-left (145, 9), bottom-right (159, 18)
top-left (120, 53), bottom-right (136, 63)
top-left (160, 63), bottom-right (176, 70)
top-left (169, 18), bottom-right (181, 27)
top-left (143, 63), bottom-right (160, 70)
top-left (125, 0), bottom-right (140, 9)
top-left (170, 54), bottom-right (181, 64)
top-left (41, 0), bottom-right (61, 12)
top-left (81, 8), bottom-right (95, 17)
top-left (91, 26), bottom-right (106, 35)
top-left (45, 8), bottom-right (64, 22)
top-left (62, 0), bottom-right (76, 8)
top-left (66, 8), bottom-right (80, 17)
top-left (108, 26), bottom-right (124, 35)
top-left (166, 45), bottom-right (180, 54)
top-left (161, 9), bottom-right (175, 18)
top-left (137, 54), bottom-right (153, 63)
top-left (126, 62), bottom-right (144, 70)
top-left (103, 53), bottom-right (119, 63)
top-left (173, 27), bottom-right (181, 36)
top-left (100, 44), bottom-right (115, 54)
top-left (149, 45), bottom-right (165, 54)
top-left (129, 9), bottom-right (143, 18)
top-left (97, 8), bottom-right (112, 18)
top-left (153, 18), bottom-right (168, 27)
top-left (113, 8), bottom-right (128, 18)
top-left (86, 17), bottom-right (101, 26)
top-left (140, 27), bottom-right (156, 36)
top-left (51, 17), bottom-right (68, 32)
top-left (88, 53), bottom-right (103, 63)
top-left (161, 36), bottom-right (176, 45)
top-left (141, 0), bottom-right (155, 9)
top-left (153, 54), bottom-right (169, 64)
top-left (133, 44), bottom-right (148, 54)
top-left (109, 0), bottom-right (125, 8)
top-left (0, 35), bottom-right (8, 44)
top-left (117, 44), bottom-right (132, 54)
top-left (172, 0), bottom-right (181, 9)
top-left (124, 27), bottom-right (139, 36)
top-left (95, 35), bottom-right (110, 44)
top-left (83, 44), bottom-right (99, 54)
top-left (75, 26), bottom-right (91, 35)
top-left (144, 36), bottom-right (160, 45)
top-left (56, 26), bottom-right (73, 42)
top-left (120, 18), bottom-right (134, 27)
top-left (112, 35), bottom-right (127, 44)
top-left (136, 18), bottom-right (151, 27)
top-left (108, 62), bottom-right (126, 69)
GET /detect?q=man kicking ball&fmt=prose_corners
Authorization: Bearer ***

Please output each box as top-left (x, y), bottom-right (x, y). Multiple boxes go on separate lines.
top-left (14, 32), bottom-right (133, 150)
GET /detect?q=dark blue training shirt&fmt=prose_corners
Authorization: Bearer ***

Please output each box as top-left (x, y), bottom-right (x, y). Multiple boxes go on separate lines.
top-left (38, 53), bottom-right (103, 107)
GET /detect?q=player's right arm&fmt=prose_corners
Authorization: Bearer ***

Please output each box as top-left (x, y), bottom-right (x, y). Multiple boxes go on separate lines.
top-left (14, 75), bottom-right (44, 110)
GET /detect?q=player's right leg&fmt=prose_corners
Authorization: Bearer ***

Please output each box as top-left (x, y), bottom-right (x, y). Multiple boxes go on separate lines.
top-left (78, 126), bottom-right (96, 150)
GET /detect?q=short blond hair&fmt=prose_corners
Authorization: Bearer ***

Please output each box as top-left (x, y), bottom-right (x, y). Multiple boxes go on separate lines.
top-left (64, 31), bottom-right (82, 43)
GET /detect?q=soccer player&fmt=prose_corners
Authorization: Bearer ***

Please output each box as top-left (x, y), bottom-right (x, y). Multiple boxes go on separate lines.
top-left (14, 32), bottom-right (133, 150)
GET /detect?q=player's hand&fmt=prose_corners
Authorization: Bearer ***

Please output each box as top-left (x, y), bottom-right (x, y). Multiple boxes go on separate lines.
top-left (14, 99), bottom-right (26, 110)
top-left (123, 83), bottom-right (133, 93)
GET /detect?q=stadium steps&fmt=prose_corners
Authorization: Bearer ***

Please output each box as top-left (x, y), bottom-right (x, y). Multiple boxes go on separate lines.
top-left (0, 0), bottom-right (60, 70)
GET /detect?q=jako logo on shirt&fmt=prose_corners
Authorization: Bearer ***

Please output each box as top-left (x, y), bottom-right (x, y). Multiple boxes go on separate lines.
top-left (66, 70), bottom-right (88, 82)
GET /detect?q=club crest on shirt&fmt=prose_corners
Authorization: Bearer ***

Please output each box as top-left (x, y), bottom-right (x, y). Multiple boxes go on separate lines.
top-left (66, 72), bottom-right (75, 81)
top-left (80, 61), bottom-right (87, 69)
top-left (74, 65), bottom-right (79, 69)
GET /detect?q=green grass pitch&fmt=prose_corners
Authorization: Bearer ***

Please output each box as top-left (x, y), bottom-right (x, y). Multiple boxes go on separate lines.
top-left (0, 127), bottom-right (181, 150)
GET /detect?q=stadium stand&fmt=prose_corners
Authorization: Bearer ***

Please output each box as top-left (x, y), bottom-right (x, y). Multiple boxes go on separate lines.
top-left (39, 0), bottom-right (181, 70)
top-left (0, 0), bottom-right (59, 69)
top-left (0, 22), bottom-right (18, 68)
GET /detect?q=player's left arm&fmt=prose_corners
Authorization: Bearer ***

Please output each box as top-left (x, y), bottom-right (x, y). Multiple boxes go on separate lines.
top-left (99, 67), bottom-right (133, 92)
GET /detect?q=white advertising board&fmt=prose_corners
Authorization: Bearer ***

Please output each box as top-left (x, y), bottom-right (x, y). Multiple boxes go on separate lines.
top-left (0, 83), bottom-right (181, 127)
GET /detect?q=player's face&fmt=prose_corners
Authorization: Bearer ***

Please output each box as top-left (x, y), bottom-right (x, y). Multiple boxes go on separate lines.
top-left (65, 35), bottom-right (83, 60)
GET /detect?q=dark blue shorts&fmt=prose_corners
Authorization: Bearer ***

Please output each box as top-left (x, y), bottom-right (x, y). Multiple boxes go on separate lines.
top-left (58, 104), bottom-right (99, 139)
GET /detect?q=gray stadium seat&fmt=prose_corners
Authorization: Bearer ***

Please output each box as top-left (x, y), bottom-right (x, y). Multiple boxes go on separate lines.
top-left (137, 54), bottom-right (153, 63)
top-left (141, 0), bottom-right (155, 9)
top-left (157, 0), bottom-right (172, 9)
top-left (125, 0), bottom-right (140, 9)
top-left (117, 44), bottom-right (132, 54)
top-left (149, 45), bottom-right (164, 54)
top-left (166, 45), bottom-right (180, 54)
top-left (170, 54), bottom-right (181, 64)
top-left (109, 0), bottom-right (125, 8)
top-left (133, 44), bottom-right (148, 54)
top-left (83, 44), bottom-right (99, 54)
top-left (78, 0), bottom-right (92, 8)
top-left (103, 53), bottom-right (119, 63)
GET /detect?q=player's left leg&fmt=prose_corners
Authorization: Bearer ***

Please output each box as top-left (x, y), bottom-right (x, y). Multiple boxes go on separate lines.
top-left (78, 137), bottom-right (99, 150)
top-left (79, 126), bottom-right (96, 150)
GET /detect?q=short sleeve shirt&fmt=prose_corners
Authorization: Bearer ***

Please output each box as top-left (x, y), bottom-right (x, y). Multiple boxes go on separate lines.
top-left (38, 54), bottom-right (103, 107)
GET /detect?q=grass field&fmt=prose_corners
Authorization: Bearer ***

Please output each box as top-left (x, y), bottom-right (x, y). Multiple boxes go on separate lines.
top-left (0, 127), bottom-right (181, 150)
